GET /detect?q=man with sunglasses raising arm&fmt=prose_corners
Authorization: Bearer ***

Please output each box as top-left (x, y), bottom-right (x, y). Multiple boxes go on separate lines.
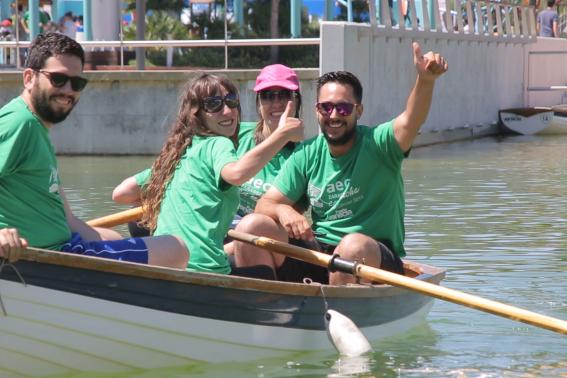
top-left (234, 42), bottom-right (448, 285)
top-left (0, 33), bottom-right (188, 269)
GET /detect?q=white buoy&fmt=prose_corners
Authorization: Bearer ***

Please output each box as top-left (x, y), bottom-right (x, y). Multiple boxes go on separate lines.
top-left (324, 309), bottom-right (373, 356)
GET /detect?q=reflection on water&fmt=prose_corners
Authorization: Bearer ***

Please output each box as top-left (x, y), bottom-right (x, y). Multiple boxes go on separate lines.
top-left (327, 355), bottom-right (374, 377)
top-left (58, 135), bottom-right (567, 377)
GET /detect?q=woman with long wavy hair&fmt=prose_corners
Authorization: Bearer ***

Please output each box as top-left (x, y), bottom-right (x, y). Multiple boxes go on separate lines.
top-left (114, 65), bottom-right (305, 237)
top-left (140, 73), bottom-right (303, 278)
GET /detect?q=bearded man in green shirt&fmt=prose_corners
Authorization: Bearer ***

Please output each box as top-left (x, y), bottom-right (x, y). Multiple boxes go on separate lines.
top-left (0, 33), bottom-right (188, 268)
top-left (233, 42), bottom-right (448, 285)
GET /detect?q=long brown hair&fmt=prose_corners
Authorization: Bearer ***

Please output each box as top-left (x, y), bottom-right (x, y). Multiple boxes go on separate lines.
top-left (141, 73), bottom-right (241, 232)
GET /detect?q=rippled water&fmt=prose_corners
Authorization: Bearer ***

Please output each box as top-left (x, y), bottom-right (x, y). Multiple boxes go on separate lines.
top-left (60, 134), bottom-right (567, 377)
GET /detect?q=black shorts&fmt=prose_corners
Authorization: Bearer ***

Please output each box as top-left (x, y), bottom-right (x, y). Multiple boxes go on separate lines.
top-left (276, 238), bottom-right (404, 284)
top-left (227, 254), bottom-right (276, 280)
top-left (128, 221), bottom-right (150, 238)
top-left (230, 265), bottom-right (276, 280)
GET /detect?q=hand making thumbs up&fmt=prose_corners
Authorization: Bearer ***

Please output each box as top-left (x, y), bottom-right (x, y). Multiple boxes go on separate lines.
top-left (277, 100), bottom-right (304, 143)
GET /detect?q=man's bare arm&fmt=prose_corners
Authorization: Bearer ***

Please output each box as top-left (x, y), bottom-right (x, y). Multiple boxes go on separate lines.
top-left (255, 187), bottom-right (314, 241)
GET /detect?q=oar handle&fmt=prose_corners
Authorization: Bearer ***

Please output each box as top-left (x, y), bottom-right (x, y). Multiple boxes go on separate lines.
top-left (228, 230), bottom-right (567, 335)
top-left (87, 206), bottom-right (143, 228)
top-left (355, 264), bottom-right (567, 335)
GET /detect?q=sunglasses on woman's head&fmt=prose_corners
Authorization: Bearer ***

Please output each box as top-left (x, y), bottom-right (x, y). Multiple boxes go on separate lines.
top-left (259, 89), bottom-right (295, 102)
top-left (36, 70), bottom-right (89, 92)
top-left (201, 93), bottom-right (239, 113)
top-left (316, 102), bottom-right (356, 117)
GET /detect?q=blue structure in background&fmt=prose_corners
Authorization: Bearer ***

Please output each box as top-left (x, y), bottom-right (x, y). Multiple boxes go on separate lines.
top-left (56, 0), bottom-right (83, 21)
top-left (0, 2), bottom-right (11, 21)
top-left (303, 0), bottom-right (340, 18)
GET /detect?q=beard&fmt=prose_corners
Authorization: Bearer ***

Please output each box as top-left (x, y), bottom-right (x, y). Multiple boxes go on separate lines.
top-left (321, 120), bottom-right (357, 146)
top-left (31, 84), bottom-right (77, 124)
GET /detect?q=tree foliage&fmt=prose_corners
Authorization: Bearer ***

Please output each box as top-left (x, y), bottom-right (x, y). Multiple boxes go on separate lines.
top-left (124, 10), bottom-right (188, 40)
top-left (336, 1), bottom-right (370, 23)
top-left (123, 0), bottom-right (319, 68)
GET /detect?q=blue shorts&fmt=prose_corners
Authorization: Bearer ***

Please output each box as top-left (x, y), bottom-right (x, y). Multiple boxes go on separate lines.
top-left (59, 233), bottom-right (149, 264)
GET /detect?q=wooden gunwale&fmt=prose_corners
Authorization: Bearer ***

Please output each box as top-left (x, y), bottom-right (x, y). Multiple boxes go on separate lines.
top-left (499, 107), bottom-right (553, 117)
top-left (14, 248), bottom-right (445, 298)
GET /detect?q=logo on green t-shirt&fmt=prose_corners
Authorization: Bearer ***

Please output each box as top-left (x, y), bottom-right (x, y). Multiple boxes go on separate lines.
top-left (308, 178), bottom-right (362, 216)
top-left (48, 166), bottom-right (60, 194)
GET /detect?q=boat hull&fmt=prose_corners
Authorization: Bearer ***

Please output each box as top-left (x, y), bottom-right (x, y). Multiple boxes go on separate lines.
top-left (499, 108), bottom-right (554, 135)
top-left (538, 108), bottom-right (567, 135)
top-left (0, 251), bottom-right (444, 376)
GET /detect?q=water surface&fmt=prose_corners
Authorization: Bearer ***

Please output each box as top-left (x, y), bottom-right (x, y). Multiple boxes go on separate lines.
top-left (59, 134), bottom-right (567, 377)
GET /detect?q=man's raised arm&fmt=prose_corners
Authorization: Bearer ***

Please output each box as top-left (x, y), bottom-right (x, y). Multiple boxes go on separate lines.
top-left (393, 42), bottom-right (448, 152)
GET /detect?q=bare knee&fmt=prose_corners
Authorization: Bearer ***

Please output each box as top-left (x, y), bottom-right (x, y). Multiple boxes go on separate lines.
top-left (235, 213), bottom-right (287, 240)
top-left (145, 235), bottom-right (189, 269)
top-left (224, 241), bottom-right (235, 255)
top-left (168, 236), bottom-right (190, 268)
top-left (336, 233), bottom-right (380, 263)
top-left (234, 214), bottom-right (287, 269)
top-left (330, 233), bottom-right (381, 285)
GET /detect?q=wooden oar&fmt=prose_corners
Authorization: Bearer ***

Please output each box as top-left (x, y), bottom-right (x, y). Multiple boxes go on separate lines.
top-left (227, 230), bottom-right (567, 335)
top-left (86, 206), bottom-right (567, 335)
top-left (87, 206), bottom-right (144, 228)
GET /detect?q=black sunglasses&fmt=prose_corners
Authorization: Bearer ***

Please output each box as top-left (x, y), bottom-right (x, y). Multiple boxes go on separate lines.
top-left (259, 90), bottom-right (296, 102)
top-left (316, 102), bottom-right (356, 117)
top-left (201, 93), bottom-right (239, 113)
top-left (36, 70), bottom-right (89, 92)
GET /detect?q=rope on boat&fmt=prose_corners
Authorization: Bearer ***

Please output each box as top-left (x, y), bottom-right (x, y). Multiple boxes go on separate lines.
top-left (0, 259), bottom-right (27, 316)
top-left (319, 283), bottom-right (330, 312)
top-left (0, 246), bottom-right (22, 263)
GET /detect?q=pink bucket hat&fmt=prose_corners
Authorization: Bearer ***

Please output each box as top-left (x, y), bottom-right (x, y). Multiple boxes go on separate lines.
top-left (254, 64), bottom-right (299, 92)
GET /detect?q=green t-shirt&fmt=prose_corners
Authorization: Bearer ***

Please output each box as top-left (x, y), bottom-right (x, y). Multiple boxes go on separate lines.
top-left (236, 122), bottom-right (295, 216)
top-left (153, 135), bottom-right (239, 274)
top-left (23, 10), bottom-right (50, 34)
top-left (134, 168), bottom-right (151, 187)
top-left (0, 97), bottom-right (71, 249)
top-left (273, 121), bottom-right (407, 257)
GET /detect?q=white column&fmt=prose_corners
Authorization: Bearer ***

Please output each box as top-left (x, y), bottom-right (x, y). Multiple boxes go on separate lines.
top-left (92, 0), bottom-right (120, 40)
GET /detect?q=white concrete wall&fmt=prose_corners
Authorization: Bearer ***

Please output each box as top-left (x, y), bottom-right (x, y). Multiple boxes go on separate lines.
top-left (92, 0), bottom-right (120, 41)
top-left (524, 38), bottom-right (567, 107)
top-left (0, 70), bottom-right (319, 155)
top-left (320, 22), bottom-right (531, 145)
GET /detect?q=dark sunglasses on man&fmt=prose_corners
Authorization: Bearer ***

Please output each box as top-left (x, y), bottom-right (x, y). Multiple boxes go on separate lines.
top-left (36, 70), bottom-right (89, 92)
top-left (316, 102), bottom-right (357, 117)
top-left (201, 93), bottom-right (240, 113)
top-left (259, 89), bottom-right (296, 102)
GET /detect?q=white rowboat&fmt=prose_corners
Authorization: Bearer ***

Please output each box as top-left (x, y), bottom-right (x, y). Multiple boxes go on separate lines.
top-left (499, 106), bottom-right (567, 135)
top-left (0, 248), bottom-right (444, 377)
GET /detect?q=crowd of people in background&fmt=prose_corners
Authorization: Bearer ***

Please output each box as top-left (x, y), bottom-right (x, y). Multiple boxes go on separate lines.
top-left (0, 0), bottom-right (564, 45)
top-left (0, 5), bottom-right (83, 43)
